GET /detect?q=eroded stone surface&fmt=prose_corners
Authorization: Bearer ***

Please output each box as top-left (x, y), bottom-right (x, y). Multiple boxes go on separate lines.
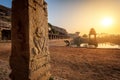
top-left (10, 0), bottom-right (50, 80)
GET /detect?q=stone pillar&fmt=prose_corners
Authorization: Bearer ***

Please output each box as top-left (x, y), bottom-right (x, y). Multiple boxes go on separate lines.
top-left (10, 0), bottom-right (50, 80)
top-left (49, 34), bottom-right (52, 40)
top-left (0, 28), bottom-right (1, 40)
top-left (52, 35), bottom-right (53, 39)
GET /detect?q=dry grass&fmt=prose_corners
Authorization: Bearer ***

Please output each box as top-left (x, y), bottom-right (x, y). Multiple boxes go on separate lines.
top-left (0, 42), bottom-right (120, 80)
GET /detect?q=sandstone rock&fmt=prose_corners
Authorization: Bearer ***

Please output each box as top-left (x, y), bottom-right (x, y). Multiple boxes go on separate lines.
top-left (10, 0), bottom-right (50, 80)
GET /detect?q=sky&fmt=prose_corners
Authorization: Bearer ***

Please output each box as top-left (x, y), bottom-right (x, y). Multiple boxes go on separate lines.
top-left (0, 0), bottom-right (120, 35)
top-left (0, 0), bottom-right (11, 8)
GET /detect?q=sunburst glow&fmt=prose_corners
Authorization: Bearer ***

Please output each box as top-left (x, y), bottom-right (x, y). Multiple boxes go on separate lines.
top-left (101, 17), bottom-right (113, 27)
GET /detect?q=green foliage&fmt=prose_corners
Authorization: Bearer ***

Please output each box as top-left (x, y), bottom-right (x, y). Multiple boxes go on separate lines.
top-left (73, 37), bottom-right (82, 47)
top-left (71, 36), bottom-right (89, 47)
top-left (82, 34), bottom-right (88, 38)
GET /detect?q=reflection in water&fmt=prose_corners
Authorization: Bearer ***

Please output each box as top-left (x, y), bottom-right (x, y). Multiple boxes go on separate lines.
top-left (97, 43), bottom-right (120, 49)
top-left (80, 43), bottom-right (120, 49)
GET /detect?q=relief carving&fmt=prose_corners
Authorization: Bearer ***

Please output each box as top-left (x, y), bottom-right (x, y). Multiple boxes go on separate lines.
top-left (32, 27), bottom-right (46, 56)
top-left (30, 57), bottom-right (49, 72)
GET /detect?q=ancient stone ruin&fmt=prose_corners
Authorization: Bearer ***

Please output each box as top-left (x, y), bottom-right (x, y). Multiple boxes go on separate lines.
top-left (0, 5), bottom-right (11, 41)
top-left (89, 28), bottom-right (98, 47)
top-left (10, 0), bottom-right (51, 80)
top-left (0, 5), bottom-right (69, 42)
top-left (48, 23), bottom-right (69, 39)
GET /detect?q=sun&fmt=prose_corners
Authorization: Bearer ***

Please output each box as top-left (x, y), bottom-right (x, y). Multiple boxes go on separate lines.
top-left (101, 17), bottom-right (113, 27)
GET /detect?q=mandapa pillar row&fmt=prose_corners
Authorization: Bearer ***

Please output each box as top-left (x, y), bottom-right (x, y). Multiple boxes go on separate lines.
top-left (10, 0), bottom-right (51, 80)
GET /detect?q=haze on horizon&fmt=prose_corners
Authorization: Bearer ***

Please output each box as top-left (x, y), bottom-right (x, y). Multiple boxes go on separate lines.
top-left (1, 0), bottom-right (120, 35)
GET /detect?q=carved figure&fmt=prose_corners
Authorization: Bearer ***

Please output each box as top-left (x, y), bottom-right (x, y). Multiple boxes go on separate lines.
top-left (32, 27), bottom-right (46, 56)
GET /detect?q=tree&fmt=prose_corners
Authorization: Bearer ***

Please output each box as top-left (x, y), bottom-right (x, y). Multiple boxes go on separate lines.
top-left (82, 34), bottom-right (88, 38)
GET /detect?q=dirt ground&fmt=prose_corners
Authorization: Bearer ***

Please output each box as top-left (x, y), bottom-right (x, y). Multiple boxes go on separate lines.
top-left (50, 46), bottom-right (120, 80)
top-left (0, 42), bottom-right (120, 80)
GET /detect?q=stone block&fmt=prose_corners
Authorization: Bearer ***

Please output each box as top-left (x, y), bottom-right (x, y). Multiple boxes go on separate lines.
top-left (10, 0), bottom-right (50, 80)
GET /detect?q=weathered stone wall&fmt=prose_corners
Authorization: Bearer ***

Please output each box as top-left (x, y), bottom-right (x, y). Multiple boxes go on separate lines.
top-left (10, 0), bottom-right (50, 80)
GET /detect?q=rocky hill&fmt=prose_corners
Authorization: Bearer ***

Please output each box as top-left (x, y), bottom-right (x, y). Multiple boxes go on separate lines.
top-left (0, 5), bottom-right (11, 22)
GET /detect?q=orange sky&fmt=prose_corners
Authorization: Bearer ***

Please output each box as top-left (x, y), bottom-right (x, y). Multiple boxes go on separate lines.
top-left (1, 0), bottom-right (120, 35)
top-left (46, 0), bottom-right (120, 35)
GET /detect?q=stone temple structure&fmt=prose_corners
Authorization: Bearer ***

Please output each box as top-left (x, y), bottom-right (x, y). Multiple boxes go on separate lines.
top-left (88, 28), bottom-right (98, 47)
top-left (0, 5), bottom-right (11, 41)
top-left (48, 23), bottom-right (69, 39)
top-left (0, 5), bottom-right (69, 41)
top-left (10, 0), bottom-right (51, 80)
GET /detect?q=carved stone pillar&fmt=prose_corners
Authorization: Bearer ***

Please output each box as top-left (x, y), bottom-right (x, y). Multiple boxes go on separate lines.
top-left (10, 0), bottom-right (50, 80)
top-left (0, 28), bottom-right (1, 40)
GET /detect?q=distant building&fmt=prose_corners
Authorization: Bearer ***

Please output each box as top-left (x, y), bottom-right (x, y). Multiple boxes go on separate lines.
top-left (48, 23), bottom-right (69, 39)
top-left (0, 5), bottom-right (69, 41)
top-left (68, 32), bottom-right (80, 39)
top-left (88, 28), bottom-right (98, 47)
top-left (0, 5), bottom-right (11, 40)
